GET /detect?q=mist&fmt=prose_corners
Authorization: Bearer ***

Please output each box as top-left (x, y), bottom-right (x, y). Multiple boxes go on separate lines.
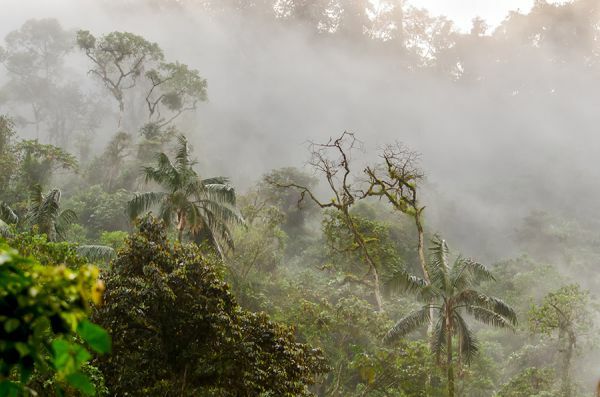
top-left (1, 0), bottom-right (599, 395)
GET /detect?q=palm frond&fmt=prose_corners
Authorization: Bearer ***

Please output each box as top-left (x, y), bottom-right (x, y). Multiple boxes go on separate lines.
top-left (0, 202), bottom-right (18, 225)
top-left (457, 291), bottom-right (517, 326)
top-left (200, 183), bottom-right (237, 206)
top-left (197, 199), bottom-right (244, 226)
top-left (431, 316), bottom-right (446, 363)
top-left (174, 134), bottom-right (196, 172)
top-left (0, 219), bottom-right (14, 238)
top-left (54, 209), bottom-right (78, 240)
top-left (144, 152), bottom-right (179, 189)
top-left (429, 235), bottom-right (450, 291)
top-left (452, 258), bottom-right (495, 291)
top-left (384, 307), bottom-right (431, 344)
top-left (202, 176), bottom-right (230, 185)
top-left (467, 306), bottom-right (516, 330)
top-left (454, 313), bottom-right (478, 364)
top-left (127, 191), bottom-right (167, 220)
top-left (384, 269), bottom-right (427, 297)
top-left (58, 209), bottom-right (78, 225)
top-left (76, 245), bottom-right (116, 262)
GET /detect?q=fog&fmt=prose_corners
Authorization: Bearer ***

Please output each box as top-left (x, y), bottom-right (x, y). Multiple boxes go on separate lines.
top-left (1, 0), bottom-right (599, 261)
top-left (2, 1), bottom-right (600, 395)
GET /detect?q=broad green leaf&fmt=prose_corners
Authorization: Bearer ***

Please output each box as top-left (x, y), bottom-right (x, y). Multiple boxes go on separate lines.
top-left (0, 380), bottom-right (21, 397)
top-left (66, 372), bottom-right (96, 396)
top-left (77, 320), bottom-right (111, 354)
top-left (4, 318), bottom-right (19, 333)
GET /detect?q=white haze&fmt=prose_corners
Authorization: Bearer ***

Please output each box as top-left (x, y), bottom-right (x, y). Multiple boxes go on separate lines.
top-left (1, 0), bottom-right (599, 264)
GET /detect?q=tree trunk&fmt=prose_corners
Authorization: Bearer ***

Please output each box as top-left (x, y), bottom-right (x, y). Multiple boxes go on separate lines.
top-left (415, 209), bottom-right (435, 335)
top-left (415, 209), bottom-right (429, 282)
top-left (561, 328), bottom-right (576, 397)
top-left (446, 315), bottom-right (454, 397)
top-left (345, 210), bottom-right (384, 312)
top-left (177, 212), bottom-right (186, 242)
top-left (372, 266), bottom-right (383, 312)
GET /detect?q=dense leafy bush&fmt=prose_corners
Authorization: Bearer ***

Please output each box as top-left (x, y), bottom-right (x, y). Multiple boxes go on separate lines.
top-left (0, 243), bottom-right (110, 396)
top-left (94, 216), bottom-right (328, 396)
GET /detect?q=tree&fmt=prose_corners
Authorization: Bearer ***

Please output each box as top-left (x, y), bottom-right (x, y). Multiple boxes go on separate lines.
top-left (77, 30), bottom-right (207, 130)
top-left (0, 19), bottom-right (101, 149)
top-left (128, 134), bottom-right (243, 255)
top-left (528, 284), bottom-right (595, 397)
top-left (15, 140), bottom-right (77, 192)
top-left (384, 236), bottom-right (517, 397)
top-left (86, 131), bottom-right (133, 192)
top-left (268, 131), bottom-right (386, 311)
top-left (0, 19), bottom-right (72, 137)
top-left (497, 367), bottom-right (558, 397)
top-left (24, 186), bottom-right (77, 242)
top-left (0, 116), bottom-right (18, 195)
top-left (76, 30), bottom-right (164, 124)
top-left (260, 167), bottom-right (319, 236)
top-left (144, 62), bottom-right (207, 127)
top-left (94, 216), bottom-right (328, 396)
top-left (365, 143), bottom-right (428, 283)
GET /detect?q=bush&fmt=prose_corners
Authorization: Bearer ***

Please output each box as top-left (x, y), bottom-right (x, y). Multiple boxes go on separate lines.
top-left (94, 216), bottom-right (328, 396)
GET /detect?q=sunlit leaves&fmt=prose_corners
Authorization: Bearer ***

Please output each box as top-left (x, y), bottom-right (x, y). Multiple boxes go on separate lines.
top-left (0, 243), bottom-right (110, 396)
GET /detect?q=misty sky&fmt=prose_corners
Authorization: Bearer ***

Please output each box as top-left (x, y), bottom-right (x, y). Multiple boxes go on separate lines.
top-left (406, 0), bottom-right (561, 30)
top-left (1, 0), bottom-right (595, 264)
top-left (2, 0), bottom-right (559, 35)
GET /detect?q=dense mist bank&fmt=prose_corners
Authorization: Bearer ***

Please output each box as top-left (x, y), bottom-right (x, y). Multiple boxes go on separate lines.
top-left (1, 1), bottom-right (599, 260)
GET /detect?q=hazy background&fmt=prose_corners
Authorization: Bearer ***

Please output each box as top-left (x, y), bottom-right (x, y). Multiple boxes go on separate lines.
top-left (1, 0), bottom-right (598, 262)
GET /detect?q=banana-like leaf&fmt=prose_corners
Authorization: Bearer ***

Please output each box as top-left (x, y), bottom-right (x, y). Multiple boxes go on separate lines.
top-left (0, 202), bottom-right (18, 225)
top-left (77, 245), bottom-right (116, 262)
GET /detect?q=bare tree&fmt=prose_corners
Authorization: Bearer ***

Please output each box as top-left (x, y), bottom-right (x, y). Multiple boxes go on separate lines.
top-left (268, 131), bottom-right (385, 311)
top-left (364, 142), bottom-right (428, 282)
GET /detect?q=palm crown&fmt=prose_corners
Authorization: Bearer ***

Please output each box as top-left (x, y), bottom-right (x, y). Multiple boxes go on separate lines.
top-left (384, 236), bottom-right (517, 397)
top-left (24, 186), bottom-right (77, 242)
top-left (128, 134), bottom-right (243, 256)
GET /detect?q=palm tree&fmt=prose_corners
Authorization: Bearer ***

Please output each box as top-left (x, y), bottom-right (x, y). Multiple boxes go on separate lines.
top-left (128, 135), bottom-right (243, 256)
top-left (0, 201), bottom-right (18, 237)
top-left (24, 186), bottom-right (77, 241)
top-left (384, 236), bottom-right (517, 397)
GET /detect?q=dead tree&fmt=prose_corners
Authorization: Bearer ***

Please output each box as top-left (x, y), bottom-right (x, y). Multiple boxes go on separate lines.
top-left (364, 142), bottom-right (428, 283)
top-left (268, 131), bottom-right (384, 311)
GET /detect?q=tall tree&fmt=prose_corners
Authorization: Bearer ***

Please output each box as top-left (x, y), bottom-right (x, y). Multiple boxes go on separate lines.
top-left (76, 30), bottom-right (164, 126)
top-left (529, 284), bottom-right (595, 397)
top-left (384, 236), bottom-right (517, 397)
top-left (127, 134), bottom-right (243, 255)
top-left (268, 131), bottom-right (386, 311)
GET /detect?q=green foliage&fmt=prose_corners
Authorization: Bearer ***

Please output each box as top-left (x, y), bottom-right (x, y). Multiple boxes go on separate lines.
top-left (24, 187), bottom-right (77, 242)
top-left (385, 236), bottom-right (517, 397)
top-left (261, 167), bottom-right (319, 238)
top-left (228, 197), bottom-right (287, 295)
top-left (145, 62), bottom-right (208, 125)
top-left (0, 243), bottom-right (109, 396)
top-left (94, 216), bottom-right (327, 396)
top-left (497, 367), bottom-right (558, 397)
top-left (76, 30), bottom-right (164, 113)
top-left (15, 140), bottom-right (77, 191)
top-left (528, 284), bottom-right (592, 338)
top-left (128, 134), bottom-right (243, 253)
top-left (98, 231), bottom-right (128, 251)
top-left (0, 116), bottom-right (17, 196)
top-left (323, 208), bottom-right (403, 277)
top-left (66, 186), bottom-right (131, 238)
top-left (7, 232), bottom-right (87, 269)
